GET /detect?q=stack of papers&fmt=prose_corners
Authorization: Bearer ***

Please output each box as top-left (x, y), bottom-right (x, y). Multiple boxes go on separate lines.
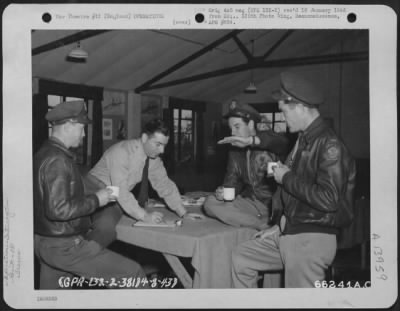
top-left (147, 192), bottom-right (211, 208)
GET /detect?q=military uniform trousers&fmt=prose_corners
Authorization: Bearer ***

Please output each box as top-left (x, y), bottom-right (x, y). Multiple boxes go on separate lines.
top-left (204, 194), bottom-right (270, 230)
top-left (231, 224), bottom-right (337, 288)
top-left (34, 234), bottom-right (147, 289)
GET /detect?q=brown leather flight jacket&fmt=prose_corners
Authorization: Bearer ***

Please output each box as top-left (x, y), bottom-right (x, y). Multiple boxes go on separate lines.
top-left (272, 117), bottom-right (356, 235)
top-left (34, 138), bottom-right (99, 237)
top-left (223, 131), bottom-right (290, 208)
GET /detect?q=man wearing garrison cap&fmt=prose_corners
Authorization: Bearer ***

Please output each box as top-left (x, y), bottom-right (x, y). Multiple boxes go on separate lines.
top-left (203, 100), bottom-right (289, 230)
top-left (33, 100), bottom-right (147, 289)
top-left (232, 72), bottom-right (356, 288)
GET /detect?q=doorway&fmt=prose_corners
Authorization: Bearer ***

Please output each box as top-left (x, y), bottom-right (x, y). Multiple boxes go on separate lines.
top-left (173, 108), bottom-right (196, 167)
top-left (166, 97), bottom-right (205, 192)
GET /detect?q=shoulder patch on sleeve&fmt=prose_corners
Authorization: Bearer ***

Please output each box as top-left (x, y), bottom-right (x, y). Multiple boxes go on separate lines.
top-left (326, 145), bottom-right (340, 160)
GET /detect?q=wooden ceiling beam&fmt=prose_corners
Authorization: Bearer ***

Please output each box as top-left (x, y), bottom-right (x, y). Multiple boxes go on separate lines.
top-left (32, 30), bottom-right (111, 56)
top-left (138, 51), bottom-right (368, 92)
top-left (135, 29), bottom-right (243, 93)
top-left (232, 35), bottom-right (253, 61)
top-left (262, 30), bottom-right (295, 60)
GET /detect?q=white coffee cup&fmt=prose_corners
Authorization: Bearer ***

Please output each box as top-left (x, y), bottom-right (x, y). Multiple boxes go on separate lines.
top-left (107, 186), bottom-right (120, 200)
top-left (223, 187), bottom-right (235, 201)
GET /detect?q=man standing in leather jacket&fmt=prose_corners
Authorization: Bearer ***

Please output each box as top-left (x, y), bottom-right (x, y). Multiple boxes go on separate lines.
top-left (34, 100), bottom-right (147, 289)
top-left (232, 72), bottom-right (356, 288)
top-left (203, 101), bottom-right (289, 230)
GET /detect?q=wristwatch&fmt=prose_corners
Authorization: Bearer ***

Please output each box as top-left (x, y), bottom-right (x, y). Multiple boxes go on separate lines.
top-left (252, 136), bottom-right (260, 146)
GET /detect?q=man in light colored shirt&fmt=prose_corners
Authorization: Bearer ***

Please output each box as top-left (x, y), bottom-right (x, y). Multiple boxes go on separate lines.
top-left (85, 119), bottom-right (203, 248)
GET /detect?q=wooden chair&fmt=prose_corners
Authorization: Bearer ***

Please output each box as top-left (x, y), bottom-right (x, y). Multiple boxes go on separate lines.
top-left (327, 197), bottom-right (370, 281)
top-left (35, 255), bottom-right (74, 289)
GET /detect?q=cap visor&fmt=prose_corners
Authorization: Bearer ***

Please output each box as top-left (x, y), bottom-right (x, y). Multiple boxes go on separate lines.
top-left (271, 90), bottom-right (285, 101)
top-left (76, 116), bottom-right (92, 124)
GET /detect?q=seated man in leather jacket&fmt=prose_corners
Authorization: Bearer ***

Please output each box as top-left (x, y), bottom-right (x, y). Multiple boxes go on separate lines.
top-left (33, 100), bottom-right (147, 289)
top-left (203, 101), bottom-right (289, 230)
top-left (232, 72), bottom-right (356, 288)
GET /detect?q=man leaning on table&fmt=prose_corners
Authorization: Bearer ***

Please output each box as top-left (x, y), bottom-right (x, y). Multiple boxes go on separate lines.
top-left (85, 118), bottom-right (204, 248)
top-left (33, 100), bottom-right (148, 289)
top-left (231, 72), bottom-right (356, 288)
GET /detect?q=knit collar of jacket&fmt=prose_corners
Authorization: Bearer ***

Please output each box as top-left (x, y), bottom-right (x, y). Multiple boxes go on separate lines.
top-left (49, 136), bottom-right (75, 159)
top-left (301, 116), bottom-right (329, 145)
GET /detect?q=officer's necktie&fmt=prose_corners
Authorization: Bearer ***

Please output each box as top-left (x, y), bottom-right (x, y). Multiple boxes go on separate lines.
top-left (138, 157), bottom-right (149, 208)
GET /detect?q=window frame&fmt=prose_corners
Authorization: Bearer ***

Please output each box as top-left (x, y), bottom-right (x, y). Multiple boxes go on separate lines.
top-left (173, 108), bottom-right (195, 163)
top-left (249, 102), bottom-right (287, 133)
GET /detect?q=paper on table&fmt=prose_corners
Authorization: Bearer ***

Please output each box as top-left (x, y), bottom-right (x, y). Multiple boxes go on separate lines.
top-left (153, 202), bottom-right (166, 208)
top-left (133, 219), bottom-right (182, 228)
top-left (148, 198), bottom-right (166, 208)
top-left (181, 195), bottom-right (206, 207)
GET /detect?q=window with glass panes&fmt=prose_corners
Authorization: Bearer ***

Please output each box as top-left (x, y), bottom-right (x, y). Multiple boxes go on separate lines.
top-left (173, 108), bottom-right (195, 163)
top-left (250, 103), bottom-right (287, 133)
top-left (259, 112), bottom-right (287, 133)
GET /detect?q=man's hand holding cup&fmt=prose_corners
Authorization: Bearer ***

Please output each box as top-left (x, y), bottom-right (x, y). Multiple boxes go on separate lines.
top-left (96, 186), bottom-right (119, 207)
top-left (215, 186), bottom-right (224, 201)
top-left (271, 161), bottom-right (291, 184)
top-left (215, 186), bottom-right (235, 202)
top-left (106, 186), bottom-right (119, 201)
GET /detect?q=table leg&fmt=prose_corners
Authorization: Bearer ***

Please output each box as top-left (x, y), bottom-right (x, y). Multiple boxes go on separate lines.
top-left (163, 253), bottom-right (193, 288)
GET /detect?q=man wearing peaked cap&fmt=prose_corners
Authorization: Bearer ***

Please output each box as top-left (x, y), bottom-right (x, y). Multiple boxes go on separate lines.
top-left (33, 100), bottom-right (148, 289)
top-left (272, 71), bottom-right (324, 107)
top-left (46, 100), bottom-right (92, 124)
top-left (203, 99), bottom-right (289, 231)
top-left (232, 72), bottom-right (356, 288)
top-left (222, 100), bottom-right (262, 123)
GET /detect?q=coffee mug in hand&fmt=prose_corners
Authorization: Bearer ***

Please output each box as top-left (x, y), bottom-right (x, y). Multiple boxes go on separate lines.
top-left (215, 186), bottom-right (224, 201)
top-left (267, 162), bottom-right (278, 177)
top-left (223, 187), bottom-right (235, 201)
top-left (106, 186), bottom-right (120, 200)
